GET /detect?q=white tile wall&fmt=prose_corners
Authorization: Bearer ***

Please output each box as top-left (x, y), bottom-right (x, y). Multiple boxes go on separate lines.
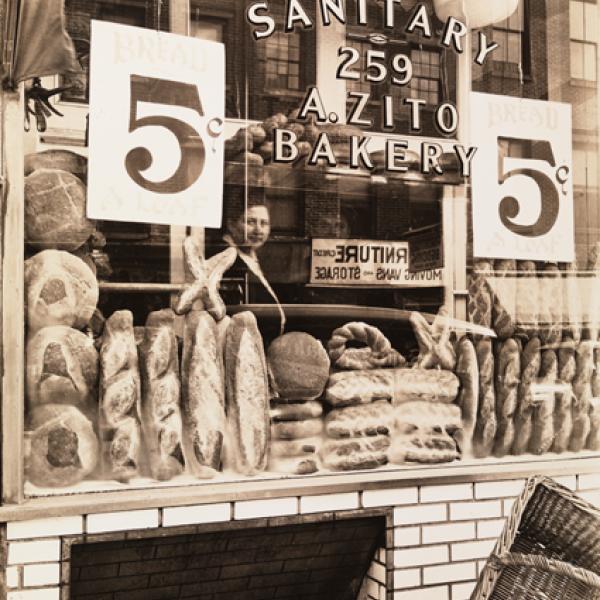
top-left (234, 497), bottom-right (298, 519)
top-left (300, 492), bottom-right (359, 513)
top-left (363, 487), bottom-right (418, 507)
top-left (7, 517), bottom-right (83, 540)
top-left (8, 540), bottom-right (61, 565)
top-left (394, 503), bottom-right (447, 525)
top-left (162, 502), bottom-right (231, 527)
top-left (422, 522), bottom-right (476, 544)
top-left (7, 589), bottom-right (60, 600)
top-left (86, 509), bottom-right (159, 533)
top-left (22, 563), bottom-right (60, 587)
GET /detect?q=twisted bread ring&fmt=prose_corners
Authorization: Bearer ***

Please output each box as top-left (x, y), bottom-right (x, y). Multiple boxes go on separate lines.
top-left (327, 322), bottom-right (392, 361)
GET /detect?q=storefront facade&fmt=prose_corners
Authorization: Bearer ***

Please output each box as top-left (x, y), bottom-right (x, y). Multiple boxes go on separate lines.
top-left (0, 1), bottom-right (600, 598)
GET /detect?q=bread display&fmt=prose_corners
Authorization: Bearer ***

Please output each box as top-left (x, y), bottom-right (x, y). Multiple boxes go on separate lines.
top-left (25, 404), bottom-right (99, 487)
top-left (267, 332), bottom-right (330, 399)
top-left (539, 263), bottom-right (563, 346)
top-left (267, 455), bottom-right (319, 475)
top-left (181, 310), bottom-right (225, 478)
top-left (394, 401), bottom-right (462, 432)
top-left (493, 338), bottom-right (520, 457)
top-left (389, 433), bottom-right (459, 464)
top-left (512, 337), bottom-right (541, 455)
top-left (99, 310), bottom-right (143, 483)
top-left (467, 260), bottom-right (493, 339)
top-left (562, 263), bottom-right (582, 344)
top-left (586, 398), bottom-right (600, 451)
top-left (25, 169), bottom-right (95, 251)
top-left (224, 311), bottom-right (270, 475)
top-left (325, 400), bottom-right (394, 438)
top-left (139, 310), bottom-right (185, 481)
top-left (570, 340), bottom-right (593, 451)
top-left (24, 149), bottom-right (87, 181)
top-left (327, 321), bottom-right (405, 370)
top-left (529, 350), bottom-right (558, 455)
top-left (26, 326), bottom-right (98, 418)
top-left (454, 337), bottom-right (478, 458)
top-left (271, 418), bottom-right (324, 440)
top-left (25, 250), bottom-right (99, 333)
top-left (325, 368), bottom-right (459, 407)
top-left (473, 338), bottom-right (496, 458)
top-left (270, 437), bottom-right (322, 458)
top-left (553, 342), bottom-right (576, 453)
top-left (320, 435), bottom-right (390, 471)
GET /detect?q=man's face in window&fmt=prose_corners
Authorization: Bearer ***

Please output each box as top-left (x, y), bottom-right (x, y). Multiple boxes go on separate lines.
top-left (228, 205), bottom-right (271, 251)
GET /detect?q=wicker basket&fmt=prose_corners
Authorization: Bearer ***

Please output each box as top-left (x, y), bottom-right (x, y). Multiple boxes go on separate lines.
top-left (471, 476), bottom-right (600, 600)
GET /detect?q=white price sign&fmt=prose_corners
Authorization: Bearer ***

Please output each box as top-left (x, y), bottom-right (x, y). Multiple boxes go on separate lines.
top-left (470, 92), bottom-right (574, 262)
top-left (88, 21), bottom-right (225, 227)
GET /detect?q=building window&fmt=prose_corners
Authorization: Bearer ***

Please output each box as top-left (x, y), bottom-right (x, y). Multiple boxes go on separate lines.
top-left (573, 147), bottom-right (599, 187)
top-left (491, 0), bottom-right (529, 73)
top-left (570, 0), bottom-right (598, 81)
top-left (258, 32), bottom-right (302, 92)
top-left (404, 47), bottom-right (441, 105)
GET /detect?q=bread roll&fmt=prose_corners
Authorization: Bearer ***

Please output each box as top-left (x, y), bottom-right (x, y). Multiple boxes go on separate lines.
top-left (324, 368), bottom-right (459, 408)
top-left (512, 337), bottom-right (541, 454)
top-left (493, 338), bottom-right (520, 457)
top-left (99, 310), bottom-right (143, 482)
top-left (267, 332), bottom-right (330, 399)
top-left (26, 404), bottom-right (98, 487)
top-left (410, 309), bottom-right (455, 370)
top-left (26, 326), bottom-right (98, 418)
top-left (225, 311), bottom-right (270, 475)
top-left (270, 401), bottom-right (323, 422)
top-left (271, 418), bottom-right (324, 440)
top-left (389, 433), bottom-right (459, 464)
top-left (320, 436), bottom-right (389, 471)
top-left (139, 310), bottom-right (185, 481)
top-left (454, 337), bottom-right (478, 458)
top-left (25, 169), bottom-right (94, 251)
top-left (181, 311), bottom-right (225, 478)
top-left (325, 400), bottom-right (394, 438)
top-left (25, 250), bottom-right (99, 333)
top-left (473, 338), bottom-right (496, 458)
top-left (268, 455), bottom-right (319, 475)
top-left (394, 401), bottom-right (462, 433)
top-left (515, 261), bottom-right (539, 338)
top-left (570, 341), bottom-right (594, 451)
top-left (270, 437), bottom-right (322, 458)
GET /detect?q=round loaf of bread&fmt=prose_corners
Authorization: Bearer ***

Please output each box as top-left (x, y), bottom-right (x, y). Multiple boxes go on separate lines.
top-left (25, 250), bottom-right (99, 333)
top-left (267, 332), bottom-right (330, 399)
top-left (24, 150), bottom-right (87, 181)
top-left (26, 404), bottom-right (99, 487)
top-left (25, 169), bottom-right (95, 251)
top-left (26, 326), bottom-right (98, 417)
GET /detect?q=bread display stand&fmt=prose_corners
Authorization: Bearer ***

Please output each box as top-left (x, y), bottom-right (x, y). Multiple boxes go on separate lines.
top-left (472, 476), bottom-right (600, 600)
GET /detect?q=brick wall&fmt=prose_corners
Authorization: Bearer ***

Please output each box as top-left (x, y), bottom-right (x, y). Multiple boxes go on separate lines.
top-left (4, 473), bottom-right (600, 600)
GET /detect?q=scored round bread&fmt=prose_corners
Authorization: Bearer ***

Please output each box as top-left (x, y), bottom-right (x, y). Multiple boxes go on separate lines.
top-left (25, 404), bottom-right (99, 487)
top-left (271, 418), bottom-right (324, 440)
top-left (25, 169), bottom-right (95, 251)
top-left (270, 401), bottom-right (323, 422)
top-left (25, 250), bottom-right (99, 333)
top-left (267, 332), bottom-right (330, 399)
top-left (26, 326), bottom-right (98, 417)
top-left (24, 150), bottom-right (87, 181)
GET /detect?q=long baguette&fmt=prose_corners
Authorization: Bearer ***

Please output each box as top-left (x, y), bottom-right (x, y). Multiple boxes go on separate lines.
top-left (493, 338), bottom-right (520, 457)
top-left (473, 338), bottom-right (496, 458)
top-left (515, 261), bottom-right (538, 338)
top-left (569, 341), bottom-right (594, 451)
top-left (586, 398), bottom-right (600, 451)
top-left (529, 350), bottom-right (557, 455)
top-left (453, 337), bottom-right (478, 458)
top-left (512, 337), bottom-right (541, 455)
top-left (553, 340), bottom-right (576, 453)
top-left (491, 260), bottom-right (516, 340)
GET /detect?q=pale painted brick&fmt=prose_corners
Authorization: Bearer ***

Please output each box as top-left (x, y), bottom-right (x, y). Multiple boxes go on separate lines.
top-left (394, 545), bottom-right (449, 568)
top-left (394, 526), bottom-right (421, 547)
top-left (452, 581), bottom-right (478, 600)
top-left (503, 498), bottom-right (515, 516)
top-left (235, 497), bottom-right (298, 519)
top-left (578, 473), bottom-right (600, 491)
top-left (6, 567), bottom-right (19, 588)
top-left (87, 509), bottom-right (158, 533)
top-left (8, 540), bottom-right (60, 565)
top-left (394, 585), bottom-right (449, 600)
top-left (553, 475), bottom-right (577, 491)
top-left (423, 561), bottom-right (477, 585)
top-left (379, 583), bottom-right (386, 600)
top-left (420, 484), bottom-right (473, 503)
top-left (394, 503), bottom-right (447, 525)
top-left (378, 547), bottom-right (386, 562)
top-left (393, 568), bottom-right (421, 589)
top-left (369, 560), bottom-right (386, 584)
top-left (422, 522), bottom-right (475, 544)
top-left (300, 492), bottom-right (359, 513)
top-left (362, 486), bottom-right (418, 507)
top-left (163, 503), bottom-right (231, 527)
top-left (8, 589), bottom-right (60, 600)
top-left (451, 539), bottom-right (496, 561)
top-left (23, 563), bottom-right (60, 587)
top-left (7, 516), bottom-right (83, 540)
top-left (475, 479), bottom-right (525, 499)
top-left (366, 577), bottom-right (379, 598)
top-left (477, 560), bottom-right (488, 576)
top-left (477, 518), bottom-right (506, 539)
top-left (450, 500), bottom-right (502, 521)
top-left (579, 490), bottom-right (600, 507)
